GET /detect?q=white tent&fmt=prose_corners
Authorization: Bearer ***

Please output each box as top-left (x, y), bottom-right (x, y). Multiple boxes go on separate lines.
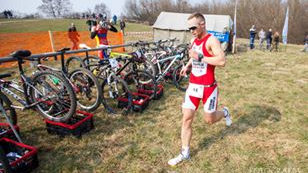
top-left (152, 12), bottom-right (233, 44)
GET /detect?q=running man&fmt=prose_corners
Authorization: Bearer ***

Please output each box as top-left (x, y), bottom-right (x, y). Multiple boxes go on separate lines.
top-left (167, 12), bottom-right (232, 167)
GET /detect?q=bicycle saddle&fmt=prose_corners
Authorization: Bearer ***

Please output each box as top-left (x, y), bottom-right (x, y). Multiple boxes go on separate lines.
top-left (0, 73), bottom-right (11, 79)
top-left (10, 50), bottom-right (31, 58)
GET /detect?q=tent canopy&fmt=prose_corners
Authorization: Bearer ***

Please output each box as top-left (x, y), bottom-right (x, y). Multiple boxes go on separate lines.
top-left (153, 12), bottom-right (233, 33)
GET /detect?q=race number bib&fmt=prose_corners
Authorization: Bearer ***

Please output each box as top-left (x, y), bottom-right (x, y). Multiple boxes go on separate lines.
top-left (108, 59), bottom-right (119, 68)
top-left (187, 83), bottom-right (204, 98)
top-left (192, 59), bottom-right (207, 76)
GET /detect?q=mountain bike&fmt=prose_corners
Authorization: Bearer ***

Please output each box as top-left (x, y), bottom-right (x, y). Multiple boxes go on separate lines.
top-left (79, 44), bottom-right (158, 114)
top-left (79, 43), bottom-right (157, 78)
top-left (33, 48), bottom-right (102, 112)
top-left (0, 50), bottom-right (76, 122)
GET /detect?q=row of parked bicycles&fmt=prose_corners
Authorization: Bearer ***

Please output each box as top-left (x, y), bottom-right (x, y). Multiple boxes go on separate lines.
top-left (0, 38), bottom-right (190, 126)
top-left (0, 38), bottom-right (190, 172)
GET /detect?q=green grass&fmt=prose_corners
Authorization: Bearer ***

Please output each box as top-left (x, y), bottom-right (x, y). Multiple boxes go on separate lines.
top-left (0, 19), bottom-right (308, 172)
top-left (0, 19), bottom-right (152, 33)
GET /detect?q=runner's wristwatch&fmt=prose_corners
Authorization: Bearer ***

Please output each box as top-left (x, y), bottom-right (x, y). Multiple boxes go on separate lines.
top-left (198, 54), bottom-right (203, 62)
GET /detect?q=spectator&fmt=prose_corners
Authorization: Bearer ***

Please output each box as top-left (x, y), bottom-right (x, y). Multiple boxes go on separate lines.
top-left (249, 25), bottom-right (257, 49)
top-left (98, 13), bottom-right (103, 19)
top-left (266, 28), bottom-right (273, 50)
top-left (113, 15), bottom-right (117, 25)
top-left (302, 34), bottom-right (308, 52)
top-left (221, 27), bottom-right (230, 52)
top-left (68, 23), bottom-right (80, 50)
top-left (120, 20), bottom-right (126, 35)
top-left (271, 31), bottom-right (280, 52)
top-left (86, 17), bottom-right (97, 31)
top-left (90, 17), bottom-right (118, 59)
top-left (258, 28), bottom-right (266, 49)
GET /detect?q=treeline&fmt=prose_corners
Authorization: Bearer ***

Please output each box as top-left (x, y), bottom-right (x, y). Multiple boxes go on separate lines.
top-left (123, 0), bottom-right (308, 44)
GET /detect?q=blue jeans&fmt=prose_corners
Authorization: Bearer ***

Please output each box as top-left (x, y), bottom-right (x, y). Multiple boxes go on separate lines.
top-left (250, 37), bottom-right (255, 49)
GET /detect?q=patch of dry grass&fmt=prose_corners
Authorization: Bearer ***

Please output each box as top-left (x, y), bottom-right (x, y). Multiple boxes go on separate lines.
top-left (1, 40), bottom-right (308, 172)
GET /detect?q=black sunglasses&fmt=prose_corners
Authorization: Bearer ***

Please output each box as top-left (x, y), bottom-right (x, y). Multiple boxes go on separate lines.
top-left (189, 26), bottom-right (198, 31)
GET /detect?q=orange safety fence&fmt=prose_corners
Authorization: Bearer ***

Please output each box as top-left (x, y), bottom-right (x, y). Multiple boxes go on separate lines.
top-left (0, 31), bottom-right (124, 68)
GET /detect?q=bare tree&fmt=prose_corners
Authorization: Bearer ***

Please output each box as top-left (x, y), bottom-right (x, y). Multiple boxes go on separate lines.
top-left (123, 0), bottom-right (308, 43)
top-left (94, 3), bottom-right (111, 17)
top-left (37, 0), bottom-right (72, 18)
top-left (123, 0), bottom-right (141, 20)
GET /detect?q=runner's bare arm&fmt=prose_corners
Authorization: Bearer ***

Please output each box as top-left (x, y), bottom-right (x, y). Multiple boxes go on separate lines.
top-left (201, 37), bottom-right (226, 67)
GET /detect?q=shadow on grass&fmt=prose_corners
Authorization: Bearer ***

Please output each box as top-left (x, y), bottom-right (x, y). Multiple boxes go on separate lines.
top-left (195, 104), bottom-right (281, 154)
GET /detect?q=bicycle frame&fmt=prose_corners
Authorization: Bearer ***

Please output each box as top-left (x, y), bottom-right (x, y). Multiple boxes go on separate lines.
top-left (0, 56), bottom-right (49, 110)
top-left (0, 75), bottom-right (47, 110)
top-left (154, 53), bottom-right (183, 82)
top-left (0, 101), bottom-right (22, 142)
top-left (37, 64), bottom-right (79, 91)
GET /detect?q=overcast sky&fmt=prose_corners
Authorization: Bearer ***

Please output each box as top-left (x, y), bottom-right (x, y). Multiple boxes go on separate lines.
top-left (0, 0), bottom-right (207, 16)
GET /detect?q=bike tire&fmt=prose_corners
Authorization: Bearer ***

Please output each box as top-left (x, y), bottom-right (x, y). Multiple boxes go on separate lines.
top-left (159, 59), bottom-right (180, 83)
top-left (139, 59), bottom-right (157, 78)
top-left (101, 74), bottom-right (132, 115)
top-left (69, 68), bottom-right (102, 111)
top-left (124, 70), bottom-right (158, 100)
top-left (172, 64), bottom-right (190, 92)
top-left (82, 55), bottom-right (100, 71)
top-left (28, 70), bottom-right (77, 122)
top-left (65, 56), bottom-right (86, 74)
top-left (0, 92), bottom-right (17, 125)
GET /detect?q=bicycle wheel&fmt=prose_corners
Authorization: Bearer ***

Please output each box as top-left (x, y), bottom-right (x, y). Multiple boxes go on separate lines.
top-left (124, 70), bottom-right (158, 100)
top-left (69, 68), bottom-right (102, 111)
top-left (28, 70), bottom-right (77, 122)
top-left (82, 55), bottom-right (100, 71)
top-left (0, 92), bottom-right (17, 125)
top-left (176, 44), bottom-right (190, 64)
top-left (65, 56), bottom-right (86, 74)
top-left (101, 74), bottom-right (132, 115)
top-left (138, 59), bottom-right (157, 78)
top-left (0, 145), bottom-right (13, 173)
top-left (172, 64), bottom-right (190, 92)
top-left (160, 59), bottom-right (180, 82)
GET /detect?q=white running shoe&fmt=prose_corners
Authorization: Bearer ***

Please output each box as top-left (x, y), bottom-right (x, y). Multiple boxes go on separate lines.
top-left (168, 153), bottom-right (190, 167)
top-left (223, 107), bottom-right (232, 126)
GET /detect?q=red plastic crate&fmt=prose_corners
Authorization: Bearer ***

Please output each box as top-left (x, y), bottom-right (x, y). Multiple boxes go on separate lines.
top-left (0, 123), bottom-right (20, 141)
top-left (0, 137), bottom-right (39, 173)
top-left (137, 84), bottom-right (164, 100)
top-left (118, 93), bottom-right (150, 112)
top-left (45, 110), bottom-right (94, 138)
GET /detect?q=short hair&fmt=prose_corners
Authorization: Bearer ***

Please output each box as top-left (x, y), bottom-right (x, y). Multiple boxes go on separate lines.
top-left (188, 12), bottom-right (205, 22)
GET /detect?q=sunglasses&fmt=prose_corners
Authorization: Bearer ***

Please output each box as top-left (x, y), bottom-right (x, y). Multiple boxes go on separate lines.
top-left (188, 22), bottom-right (204, 31)
top-left (189, 26), bottom-right (198, 31)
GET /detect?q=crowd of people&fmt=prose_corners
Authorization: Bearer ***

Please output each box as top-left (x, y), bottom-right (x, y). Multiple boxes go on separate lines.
top-left (67, 13), bottom-right (126, 52)
top-left (249, 25), bottom-right (280, 51)
top-left (249, 25), bottom-right (308, 52)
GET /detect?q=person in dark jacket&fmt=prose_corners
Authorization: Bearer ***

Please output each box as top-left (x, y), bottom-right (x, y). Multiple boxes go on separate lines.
top-left (120, 20), bottom-right (126, 35)
top-left (249, 25), bottom-right (257, 49)
top-left (266, 28), bottom-right (273, 50)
